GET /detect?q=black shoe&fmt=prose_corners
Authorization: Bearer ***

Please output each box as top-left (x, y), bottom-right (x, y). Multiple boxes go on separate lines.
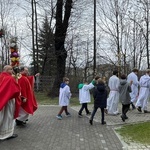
top-left (137, 107), bottom-right (142, 112)
top-left (89, 120), bottom-right (93, 125)
top-left (144, 110), bottom-right (150, 113)
top-left (86, 112), bottom-right (91, 115)
top-left (6, 134), bottom-right (18, 140)
top-left (124, 116), bottom-right (128, 119)
top-left (101, 121), bottom-right (106, 125)
top-left (121, 115), bottom-right (125, 122)
top-left (16, 119), bottom-right (23, 125)
top-left (16, 119), bottom-right (26, 126)
top-left (66, 112), bottom-right (71, 117)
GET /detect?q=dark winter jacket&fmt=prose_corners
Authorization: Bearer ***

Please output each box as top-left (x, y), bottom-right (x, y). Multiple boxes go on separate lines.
top-left (119, 79), bottom-right (132, 105)
top-left (93, 83), bottom-right (107, 108)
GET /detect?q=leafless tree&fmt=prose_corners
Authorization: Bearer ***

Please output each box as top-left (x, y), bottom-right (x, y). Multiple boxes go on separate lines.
top-left (0, 0), bottom-right (18, 69)
top-left (134, 0), bottom-right (150, 68)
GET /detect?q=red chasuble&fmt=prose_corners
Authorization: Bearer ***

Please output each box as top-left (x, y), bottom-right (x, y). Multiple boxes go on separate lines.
top-left (18, 74), bottom-right (38, 114)
top-left (0, 72), bottom-right (21, 118)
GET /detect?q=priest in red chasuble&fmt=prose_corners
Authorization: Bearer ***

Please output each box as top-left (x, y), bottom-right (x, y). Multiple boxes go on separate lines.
top-left (16, 66), bottom-right (38, 126)
top-left (0, 65), bottom-right (21, 140)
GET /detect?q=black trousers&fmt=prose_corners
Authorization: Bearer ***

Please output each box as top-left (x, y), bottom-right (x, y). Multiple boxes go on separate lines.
top-left (90, 107), bottom-right (105, 123)
top-left (58, 106), bottom-right (69, 115)
top-left (122, 104), bottom-right (130, 117)
top-left (79, 103), bottom-right (90, 114)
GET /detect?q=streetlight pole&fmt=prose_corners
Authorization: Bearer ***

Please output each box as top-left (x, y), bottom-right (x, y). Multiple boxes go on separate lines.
top-left (93, 0), bottom-right (96, 77)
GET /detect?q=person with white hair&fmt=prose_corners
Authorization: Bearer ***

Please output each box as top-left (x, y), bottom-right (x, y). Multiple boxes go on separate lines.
top-left (0, 65), bottom-right (20, 140)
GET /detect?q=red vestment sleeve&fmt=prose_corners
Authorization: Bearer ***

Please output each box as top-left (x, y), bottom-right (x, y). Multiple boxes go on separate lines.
top-left (14, 96), bottom-right (22, 118)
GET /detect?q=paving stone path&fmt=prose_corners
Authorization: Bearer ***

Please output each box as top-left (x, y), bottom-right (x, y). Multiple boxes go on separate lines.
top-left (0, 103), bottom-right (150, 150)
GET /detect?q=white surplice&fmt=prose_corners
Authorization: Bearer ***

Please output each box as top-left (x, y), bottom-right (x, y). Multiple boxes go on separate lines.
top-left (59, 85), bottom-right (71, 106)
top-left (135, 74), bottom-right (150, 111)
top-left (127, 72), bottom-right (139, 103)
top-left (79, 83), bottom-right (94, 104)
top-left (107, 75), bottom-right (120, 115)
top-left (17, 107), bottom-right (29, 122)
top-left (0, 99), bottom-right (15, 140)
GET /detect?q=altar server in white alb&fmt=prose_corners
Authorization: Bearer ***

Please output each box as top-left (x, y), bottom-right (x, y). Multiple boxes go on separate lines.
top-left (56, 77), bottom-right (72, 120)
top-left (78, 77), bottom-right (100, 117)
top-left (136, 69), bottom-right (150, 113)
top-left (127, 68), bottom-right (139, 109)
top-left (106, 70), bottom-right (120, 115)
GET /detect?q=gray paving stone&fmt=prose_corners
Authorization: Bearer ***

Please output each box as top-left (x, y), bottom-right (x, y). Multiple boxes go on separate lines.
top-left (0, 103), bottom-right (150, 150)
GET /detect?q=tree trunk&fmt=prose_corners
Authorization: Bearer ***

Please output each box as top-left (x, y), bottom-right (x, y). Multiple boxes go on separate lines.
top-left (49, 0), bottom-right (72, 97)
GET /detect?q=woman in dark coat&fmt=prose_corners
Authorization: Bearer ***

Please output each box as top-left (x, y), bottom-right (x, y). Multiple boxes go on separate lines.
top-left (89, 78), bottom-right (108, 125)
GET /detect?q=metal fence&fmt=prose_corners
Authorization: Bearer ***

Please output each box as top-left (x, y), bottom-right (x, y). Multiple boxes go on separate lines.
top-left (34, 75), bottom-right (83, 94)
top-left (34, 76), bottom-right (54, 92)
top-left (34, 71), bottom-right (146, 95)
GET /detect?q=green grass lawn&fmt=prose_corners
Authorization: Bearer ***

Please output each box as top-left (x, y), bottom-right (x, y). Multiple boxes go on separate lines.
top-left (116, 122), bottom-right (150, 145)
top-left (35, 92), bottom-right (58, 105)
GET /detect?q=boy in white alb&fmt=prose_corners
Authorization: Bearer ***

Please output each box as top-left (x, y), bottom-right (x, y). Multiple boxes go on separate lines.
top-left (78, 77), bottom-right (99, 117)
top-left (56, 77), bottom-right (72, 120)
